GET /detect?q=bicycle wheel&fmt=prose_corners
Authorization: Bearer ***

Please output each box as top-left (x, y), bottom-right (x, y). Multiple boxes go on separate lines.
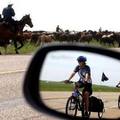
top-left (98, 111), bottom-right (103, 119)
top-left (65, 96), bottom-right (77, 116)
top-left (98, 108), bottom-right (105, 119)
top-left (118, 95), bottom-right (120, 109)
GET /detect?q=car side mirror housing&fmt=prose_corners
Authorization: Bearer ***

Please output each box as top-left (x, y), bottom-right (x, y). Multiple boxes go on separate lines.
top-left (23, 44), bottom-right (120, 120)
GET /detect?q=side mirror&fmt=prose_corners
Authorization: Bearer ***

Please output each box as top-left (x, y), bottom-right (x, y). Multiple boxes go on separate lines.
top-left (23, 44), bottom-right (120, 120)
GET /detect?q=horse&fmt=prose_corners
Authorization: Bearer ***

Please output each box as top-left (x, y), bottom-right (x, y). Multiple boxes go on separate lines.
top-left (100, 33), bottom-right (115, 46)
top-left (0, 39), bottom-right (11, 54)
top-left (79, 32), bottom-right (93, 43)
top-left (0, 14), bottom-right (33, 54)
top-left (110, 32), bottom-right (120, 47)
top-left (37, 33), bottom-right (54, 46)
top-left (53, 32), bottom-right (81, 43)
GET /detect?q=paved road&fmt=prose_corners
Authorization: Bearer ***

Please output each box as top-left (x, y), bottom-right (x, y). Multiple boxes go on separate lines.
top-left (0, 48), bottom-right (120, 120)
top-left (0, 55), bottom-right (60, 120)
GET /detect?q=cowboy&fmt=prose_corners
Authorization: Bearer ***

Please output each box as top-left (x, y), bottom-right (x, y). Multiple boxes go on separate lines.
top-left (2, 4), bottom-right (16, 32)
top-left (2, 4), bottom-right (15, 24)
top-left (56, 25), bottom-right (63, 32)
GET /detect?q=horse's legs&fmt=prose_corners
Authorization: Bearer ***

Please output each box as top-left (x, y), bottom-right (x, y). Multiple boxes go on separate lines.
top-left (17, 40), bottom-right (23, 50)
top-left (13, 39), bottom-right (24, 54)
top-left (40, 41), bottom-right (43, 47)
top-left (13, 39), bottom-right (19, 54)
top-left (112, 42), bottom-right (115, 47)
top-left (4, 45), bottom-right (7, 54)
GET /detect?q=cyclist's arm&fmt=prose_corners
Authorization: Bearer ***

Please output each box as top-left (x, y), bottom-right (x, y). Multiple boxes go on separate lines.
top-left (84, 66), bottom-right (91, 83)
top-left (84, 73), bottom-right (91, 83)
top-left (67, 65), bottom-right (79, 81)
top-left (68, 72), bottom-right (76, 81)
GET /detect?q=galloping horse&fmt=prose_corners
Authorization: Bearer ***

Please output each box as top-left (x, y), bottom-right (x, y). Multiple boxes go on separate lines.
top-left (0, 14), bottom-right (33, 54)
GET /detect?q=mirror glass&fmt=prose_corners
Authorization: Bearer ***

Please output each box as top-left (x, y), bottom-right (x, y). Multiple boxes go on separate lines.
top-left (39, 50), bottom-right (120, 119)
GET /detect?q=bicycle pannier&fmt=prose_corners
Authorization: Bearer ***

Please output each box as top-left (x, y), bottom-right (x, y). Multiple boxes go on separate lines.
top-left (89, 96), bottom-right (104, 112)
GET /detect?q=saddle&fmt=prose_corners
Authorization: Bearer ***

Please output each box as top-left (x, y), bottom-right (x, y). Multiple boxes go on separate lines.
top-left (0, 20), bottom-right (17, 33)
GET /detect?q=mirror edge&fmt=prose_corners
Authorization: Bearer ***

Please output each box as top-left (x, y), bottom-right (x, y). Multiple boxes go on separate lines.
top-left (23, 44), bottom-right (120, 120)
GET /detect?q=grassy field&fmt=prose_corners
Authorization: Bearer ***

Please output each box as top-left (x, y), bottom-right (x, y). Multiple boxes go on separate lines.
top-left (0, 39), bottom-right (119, 55)
top-left (40, 81), bottom-right (120, 92)
top-left (0, 42), bottom-right (40, 54)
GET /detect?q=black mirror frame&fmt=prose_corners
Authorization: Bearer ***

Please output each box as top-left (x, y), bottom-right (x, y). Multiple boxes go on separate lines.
top-left (23, 44), bottom-right (120, 120)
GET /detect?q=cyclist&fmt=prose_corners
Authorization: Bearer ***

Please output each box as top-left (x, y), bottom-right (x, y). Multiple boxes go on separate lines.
top-left (65, 56), bottom-right (92, 117)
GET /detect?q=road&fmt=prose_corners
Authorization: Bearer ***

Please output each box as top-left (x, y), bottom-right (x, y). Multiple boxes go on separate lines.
top-left (0, 55), bottom-right (60, 120)
top-left (0, 48), bottom-right (120, 120)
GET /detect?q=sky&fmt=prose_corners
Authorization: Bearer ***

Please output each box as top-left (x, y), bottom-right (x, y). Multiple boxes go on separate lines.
top-left (1, 0), bottom-right (120, 32)
top-left (40, 51), bottom-right (120, 87)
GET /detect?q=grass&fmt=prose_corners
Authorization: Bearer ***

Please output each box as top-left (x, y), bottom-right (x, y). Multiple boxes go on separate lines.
top-left (0, 42), bottom-right (40, 55)
top-left (88, 39), bottom-right (119, 48)
top-left (0, 39), bottom-right (119, 55)
top-left (40, 80), bottom-right (120, 92)
top-left (19, 42), bottom-right (40, 54)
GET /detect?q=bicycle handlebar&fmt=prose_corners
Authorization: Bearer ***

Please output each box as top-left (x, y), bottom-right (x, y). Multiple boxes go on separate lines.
top-left (64, 80), bottom-right (74, 84)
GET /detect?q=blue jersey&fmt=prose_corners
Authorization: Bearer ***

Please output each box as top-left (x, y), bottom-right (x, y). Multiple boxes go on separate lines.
top-left (74, 65), bottom-right (92, 83)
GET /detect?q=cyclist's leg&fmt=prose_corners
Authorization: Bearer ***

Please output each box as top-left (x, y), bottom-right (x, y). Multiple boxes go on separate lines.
top-left (74, 81), bottom-right (84, 94)
top-left (82, 83), bottom-right (92, 116)
top-left (83, 91), bottom-right (89, 113)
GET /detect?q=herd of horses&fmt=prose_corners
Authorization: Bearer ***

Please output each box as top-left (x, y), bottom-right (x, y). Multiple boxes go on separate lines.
top-left (0, 15), bottom-right (120, 54)
top-left (30, 30), bottom-right (120, 47)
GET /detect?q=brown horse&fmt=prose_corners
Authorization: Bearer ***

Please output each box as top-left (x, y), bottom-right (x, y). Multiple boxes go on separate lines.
top-left (0, 14), bottom-right (33, 54)
top-left (37, 33), bottom-right (54, 46)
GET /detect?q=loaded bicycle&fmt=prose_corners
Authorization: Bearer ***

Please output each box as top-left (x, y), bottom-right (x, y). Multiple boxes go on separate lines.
top-left (65, 81), bottom-right (105, 119)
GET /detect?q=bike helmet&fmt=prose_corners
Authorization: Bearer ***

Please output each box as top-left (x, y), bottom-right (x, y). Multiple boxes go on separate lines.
top-left (77, 56), bottom-right (87, 62)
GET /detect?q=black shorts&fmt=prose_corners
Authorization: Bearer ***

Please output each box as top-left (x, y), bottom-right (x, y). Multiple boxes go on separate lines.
top-left (77, 81), bottom-right (92, 96)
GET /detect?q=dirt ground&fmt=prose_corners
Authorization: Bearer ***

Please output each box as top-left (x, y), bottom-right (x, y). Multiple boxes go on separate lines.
top-left (41, 91), bottom-right (120, 119)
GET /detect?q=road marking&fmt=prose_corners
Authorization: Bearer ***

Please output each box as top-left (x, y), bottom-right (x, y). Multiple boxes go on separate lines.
top-left (0, 70), bottom-right (25, 75)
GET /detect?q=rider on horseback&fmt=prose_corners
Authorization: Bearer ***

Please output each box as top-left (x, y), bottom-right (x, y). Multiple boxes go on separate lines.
top-left (2, 4), bottom-right (16, 32)
top-left (56, 25), bottom-right (63, 32)
top-left (2, 4), bottom-right (15, 23)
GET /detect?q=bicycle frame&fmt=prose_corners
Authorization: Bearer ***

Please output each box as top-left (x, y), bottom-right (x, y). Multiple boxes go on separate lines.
top-left (65, 81), bottom-right (87, 117)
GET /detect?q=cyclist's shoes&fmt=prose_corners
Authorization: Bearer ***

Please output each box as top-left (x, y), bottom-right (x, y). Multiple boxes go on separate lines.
top-left (84, 111), bottom-right (89, 118)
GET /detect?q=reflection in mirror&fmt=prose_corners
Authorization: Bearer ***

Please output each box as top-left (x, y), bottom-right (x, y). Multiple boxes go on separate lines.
top-left (39, 50), bottom-right (120, 119)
